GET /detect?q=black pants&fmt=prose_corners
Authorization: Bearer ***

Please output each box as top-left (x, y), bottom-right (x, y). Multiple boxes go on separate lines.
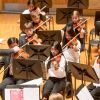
top-left (0, 76), bottom-right (25, 100)
top-left (43, 77), bottom-right (66, 99)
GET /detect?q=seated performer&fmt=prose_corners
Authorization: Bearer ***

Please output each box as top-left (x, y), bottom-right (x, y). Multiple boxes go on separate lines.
top-left (0, 37), bottom-right (28, 99)
top-left (19, 21), bottom-right (43, 46)
top-left (63, 10), bottom-right (87, 51)
top-left (23, 0), bottom-right (45, 15)
top-left (62, 27), bottom-right (81, 98)
top-left (30, 10), bottom-right (47, 31)
top-left (42, 41), bottom-right (66, 100)
top-left (88, 48), bottom-right (100, 100)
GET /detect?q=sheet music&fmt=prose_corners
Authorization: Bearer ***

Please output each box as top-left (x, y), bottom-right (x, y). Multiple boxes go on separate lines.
top-left (21, 78), bottom-right (43, 86)
top-left (77, 86), bottom-right (94, 100)
top-left (23, 87), bottom-right (39, 100)
top-left (93, 57), bottom-right (100, 87)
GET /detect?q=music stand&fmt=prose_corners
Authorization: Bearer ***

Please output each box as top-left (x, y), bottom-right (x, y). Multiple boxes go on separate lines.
top-left (34, 0), bottom-right (52, 14)
top-left (35, 0), bottom-right (52, 8)
top-left (56, 8), bottom-right (83, 24)
top-left (25, 44), bottom-right (51, 61)
top-left (20, 14), bottom-right (32, 31)
top-left (67, 0), bottom-right (89, 9)
top-left (12, 59), bottom-right (43, 80)
top-left (37, 30), bottom-right (62, 45)
top-left (68, 61), bottom-right (99, 84)
top-left (20, 14), bottom-right (46, 31)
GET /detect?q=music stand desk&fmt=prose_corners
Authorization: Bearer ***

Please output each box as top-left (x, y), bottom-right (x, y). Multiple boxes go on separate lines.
top-left (12, 59), bottom-right (43, 80)
top-left (25, 44), bottom-right (51, 61)
top-left (37, 30), bottom-right (62, 45)
top-left (68, 61), bottom-right (99, 84)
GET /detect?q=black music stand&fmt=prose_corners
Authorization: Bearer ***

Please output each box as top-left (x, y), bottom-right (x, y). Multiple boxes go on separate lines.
top-left (56, 8), bottom-right (83, 24)
top-left (34, 0), bottom-right (52, 13)
top-left (37, 30), bottom-right (62, 45)
top-left (68, 61), bottom-right (99, 84)
top-left (25, 44), bottom-right (51, 61)
top-left (12, 59), bottom-right (43, 80)
top-left (67, 0), bottom-right (89, 9)
top-left (35, 0), bottom-right (52, 8)
top-left (20, 14), bottom-right (46, 31)
top-left (20, 14), bottom-right (32, 31)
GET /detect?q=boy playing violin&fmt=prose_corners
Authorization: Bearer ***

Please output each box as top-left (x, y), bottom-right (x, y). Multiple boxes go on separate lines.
top-left (19, 21), bottom-right (42, 46)
top-left (0, 37), bottom-right (27, 99)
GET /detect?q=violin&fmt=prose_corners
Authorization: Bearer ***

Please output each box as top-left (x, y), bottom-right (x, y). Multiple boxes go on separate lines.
top-left (67, 38), bottom-right (78, 48)
top-left (73, 19), bottom-right (86, 38)
top-left (27, 33), bottom-right (42, 45)
top-left (33, 20), bottom-right (47, 31)
top-left (12, 48), bottom-right (29, 59)
top-left (51, 55), bottom-right (61, 70)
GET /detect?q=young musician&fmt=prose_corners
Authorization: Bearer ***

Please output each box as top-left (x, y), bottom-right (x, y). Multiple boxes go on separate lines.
top-left (0, 37), bottom-right (27, 99)
top-left (88, 48), bottom-right (100, 100)
top-left (42, 41), bottom-right (66, 100)
top-left (63, 10), bottom-right (86, 51)
top-left (30, 10), bottom-right (47, 31)
top-left (19, 21), bottom-right (42, 46)
top-left (62, 27), bottom-right (81, 98)
top-left (63, 27), bottom-right (81, 63)
top-left (22, 0), bottom-right (45, 15)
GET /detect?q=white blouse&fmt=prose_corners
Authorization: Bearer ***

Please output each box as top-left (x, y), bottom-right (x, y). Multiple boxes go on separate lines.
top-left (45, 55), bottom-right (66, 78)
top-left (63, 40), bottom-right (81, 63)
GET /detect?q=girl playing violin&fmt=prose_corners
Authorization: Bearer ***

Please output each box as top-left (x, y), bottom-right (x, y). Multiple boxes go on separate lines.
top-left (22, 0), bottom-right (45, 15)
top-left (62, 27), bottom-right (81, 98)
top-left (63, 27), bottom-right (81, 63)
top-left (42, 41), bottom-right (66, 100)
top-left (63, 10), bottom-right (87, 51)
top-left (0, 37), bottom-right (28, 99)
top-left (30, 10), bottom-right (47, 31)
top-left (19, 21), bottom-right (42, 46)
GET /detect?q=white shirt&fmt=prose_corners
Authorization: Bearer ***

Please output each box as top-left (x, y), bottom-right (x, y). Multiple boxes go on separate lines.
top-left (63, 40), bottom-right (81, 63)
top-left (45, 55), bottom-right (66, 78)
top-left (22, 9), bottom-right (30, 14)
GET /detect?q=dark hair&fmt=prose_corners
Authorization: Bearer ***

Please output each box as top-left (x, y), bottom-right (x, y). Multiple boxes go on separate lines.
top-left (27, 0), bottom-right (36, 5)
top-left (62, 27), bottom-right (76, 46)
top-left (50, 41), bottom-right (62, 58)
top-left (7, 37), bottom-right (19, 46)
